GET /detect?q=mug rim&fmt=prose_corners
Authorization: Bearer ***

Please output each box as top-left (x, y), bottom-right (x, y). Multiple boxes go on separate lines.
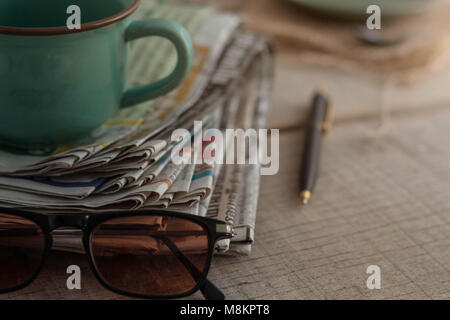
top-left (0, 0), bottom-right (140, 36)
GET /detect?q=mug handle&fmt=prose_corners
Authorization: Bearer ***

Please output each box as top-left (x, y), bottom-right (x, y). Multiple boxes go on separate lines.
top-left (121, 19), bottom-right (194, 108)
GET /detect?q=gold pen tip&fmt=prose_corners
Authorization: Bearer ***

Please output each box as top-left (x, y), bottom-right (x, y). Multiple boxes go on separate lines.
top-left (300, 190), bottom-right (311, 205)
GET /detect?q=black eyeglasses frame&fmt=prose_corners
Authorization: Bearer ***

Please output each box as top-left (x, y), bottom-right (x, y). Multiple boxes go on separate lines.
top-left (0, 208), bottom-right (233, 300)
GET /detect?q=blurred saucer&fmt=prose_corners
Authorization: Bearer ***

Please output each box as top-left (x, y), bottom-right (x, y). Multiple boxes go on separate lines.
top-left (288, 0), bottom-right (436, 20)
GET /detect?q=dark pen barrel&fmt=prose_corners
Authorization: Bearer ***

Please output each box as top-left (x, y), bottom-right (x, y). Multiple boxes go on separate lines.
top-left (300, 93), bottom-right (329, 204)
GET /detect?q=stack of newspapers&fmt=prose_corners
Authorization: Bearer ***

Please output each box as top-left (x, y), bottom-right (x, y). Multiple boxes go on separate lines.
top-left (0, 2), bottom-right (273, 255)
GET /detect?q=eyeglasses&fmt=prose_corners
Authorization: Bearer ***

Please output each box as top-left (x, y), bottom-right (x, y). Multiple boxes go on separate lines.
top-left (0, 208), bottom-right (233, 300)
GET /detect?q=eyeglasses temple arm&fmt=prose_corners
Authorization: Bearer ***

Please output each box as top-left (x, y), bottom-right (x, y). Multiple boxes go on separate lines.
top-left (155, 235), bottom-right (203, 280)
top-left (199, 278), bottom-right (225, 300)
top-left (155, 235), bottom-right (225, 300)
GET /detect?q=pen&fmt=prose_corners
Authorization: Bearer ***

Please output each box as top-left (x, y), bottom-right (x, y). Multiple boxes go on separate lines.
top-left (299, 92), bottom-right (331, 205)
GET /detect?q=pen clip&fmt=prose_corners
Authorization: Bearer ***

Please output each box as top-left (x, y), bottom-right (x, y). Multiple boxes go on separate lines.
top-left (322, 103), bottom-right (334, 134)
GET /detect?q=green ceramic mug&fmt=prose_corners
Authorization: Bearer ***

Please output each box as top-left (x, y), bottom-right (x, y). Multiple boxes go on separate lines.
top-left (0, 0), bottom-right (193, 148)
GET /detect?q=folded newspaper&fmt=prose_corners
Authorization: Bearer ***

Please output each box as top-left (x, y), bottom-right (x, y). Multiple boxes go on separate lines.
top-left (0, 1), bottom-right (274, 255)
